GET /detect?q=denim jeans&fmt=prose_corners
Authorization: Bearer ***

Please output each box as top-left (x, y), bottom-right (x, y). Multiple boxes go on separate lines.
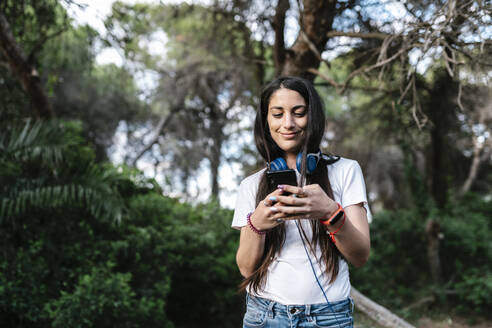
top-left (243, 294), bottom-right (354, 328)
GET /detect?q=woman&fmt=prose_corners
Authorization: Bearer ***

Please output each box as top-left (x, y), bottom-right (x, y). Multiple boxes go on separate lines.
top-left (232, 76), bottom-right (371, 328)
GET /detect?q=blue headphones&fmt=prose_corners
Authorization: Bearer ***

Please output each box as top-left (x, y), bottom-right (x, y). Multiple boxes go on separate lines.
top-left (269, 151), bottom-right (323, 175)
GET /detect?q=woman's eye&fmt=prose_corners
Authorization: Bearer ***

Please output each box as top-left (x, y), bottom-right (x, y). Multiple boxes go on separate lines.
top-left (294, 111), bottom-right (306, 117)
top-left (272, 113), bottom-right (283, 118)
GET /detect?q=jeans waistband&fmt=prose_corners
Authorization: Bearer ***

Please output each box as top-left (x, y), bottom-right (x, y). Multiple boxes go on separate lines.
top-left (246, 293), bottom-right (353, 316)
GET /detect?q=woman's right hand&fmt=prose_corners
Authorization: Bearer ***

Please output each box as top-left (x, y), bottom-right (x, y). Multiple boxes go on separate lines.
top-left (249, 188), bottom-right (286, 231)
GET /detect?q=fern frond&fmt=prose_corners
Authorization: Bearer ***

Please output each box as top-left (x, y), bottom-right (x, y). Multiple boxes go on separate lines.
top-left (0, 183), bottom-right (124, 223)
top-left (0, 119), bottom-right (130, 224)
top-left (0, 120), bottom-right (80, 167)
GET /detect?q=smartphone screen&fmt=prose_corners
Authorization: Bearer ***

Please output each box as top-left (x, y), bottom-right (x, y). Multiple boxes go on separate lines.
top-left (266, 169), bottom-right (297, 194)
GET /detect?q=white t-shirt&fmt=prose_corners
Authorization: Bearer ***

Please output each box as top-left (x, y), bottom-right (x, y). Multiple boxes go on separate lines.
top-left (232, 157), bottom-right (371, 305)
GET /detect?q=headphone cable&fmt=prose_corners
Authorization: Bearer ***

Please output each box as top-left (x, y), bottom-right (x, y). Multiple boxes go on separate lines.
top-left (295, 220), bottom-right (345, 328)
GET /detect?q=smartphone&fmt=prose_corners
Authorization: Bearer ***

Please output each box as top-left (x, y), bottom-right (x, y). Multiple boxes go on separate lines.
top-left (266, 169), bottom-right (297, 195)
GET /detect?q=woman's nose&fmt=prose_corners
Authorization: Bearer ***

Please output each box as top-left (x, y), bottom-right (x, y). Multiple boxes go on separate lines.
top-left (282, 114), bottom-right (295, 129)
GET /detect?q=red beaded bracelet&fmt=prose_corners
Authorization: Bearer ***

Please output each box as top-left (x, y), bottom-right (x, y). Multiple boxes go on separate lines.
top-left (247, 212), bottom-right (266, 235)
top-left (327, 215), bottom-right (346, 244)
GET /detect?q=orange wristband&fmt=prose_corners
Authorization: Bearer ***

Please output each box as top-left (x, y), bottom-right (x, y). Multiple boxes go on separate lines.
top-left (320, 203), bottom-right (345, 226)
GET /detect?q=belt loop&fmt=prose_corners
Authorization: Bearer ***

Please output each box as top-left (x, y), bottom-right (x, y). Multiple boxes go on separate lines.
top-left (306, 304), bottom-right (314, 323)
top-left (267, 300), bottom-right (275, 318)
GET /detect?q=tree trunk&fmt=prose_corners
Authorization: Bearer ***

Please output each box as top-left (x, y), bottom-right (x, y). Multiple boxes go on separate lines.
top-left (0, 12), bottom-right (54, 118)
top-left (427, 104), bottom-right (448, 209)
top-left (426, 218), bottom-right (442, 284)
top-left (460, 135), bottom-right (483, 194)
top-left (272, 0), bottom-right (289, 77)
top-left (424, 71), bottom-right (455, 285)
top-left (275, 0), bottom-right (338, 80)
top-left (426, 71), bottom-right (458, 209)
top-left (208, 106), bottom-right (224, 200)
top-left (351, 288), bottom-right (416, 328)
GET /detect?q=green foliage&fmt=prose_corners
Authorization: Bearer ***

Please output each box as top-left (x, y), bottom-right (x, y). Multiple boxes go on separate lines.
top-left (0, 117), bottom-right (242, 327)
top-left (46, 265), bottom-right (137, 328)
top-left (128, 196), bottom-right (242, 327)
top-left (453, 269), bottom-right (492, 311)
top-left (167, 201), bottom-right (242, 327)
top-left (439, 193), bottom-right (492, 311)
top-left (1, 0), bottom-right (69, 56)
top-left (0, 0), bottom-right (72, 118)
top-left (40, 24), bottom-right (98, 77)
top-left (351, 208), bottom-right (428, 309)
top-left (0, 119), bottom-right (126, 222)
top-left (351, 193), bottom-right (492, 314)
top-left (0, 0), bottom-right (143, 161)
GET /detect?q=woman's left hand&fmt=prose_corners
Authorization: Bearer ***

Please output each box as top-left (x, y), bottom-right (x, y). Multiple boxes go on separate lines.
top-left (272, 184), bottom-right (339, 221)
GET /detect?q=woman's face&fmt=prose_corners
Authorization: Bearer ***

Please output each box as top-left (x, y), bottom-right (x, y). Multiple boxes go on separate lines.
top-left (267, 88), bottom-right (308, 155)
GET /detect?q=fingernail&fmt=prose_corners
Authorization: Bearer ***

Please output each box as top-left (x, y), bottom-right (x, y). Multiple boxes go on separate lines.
top-left (270, 207), bottom-right (278, 212)
top-left (277, 185), bottom-right (284, 190)
top-left (269, 196), bottom-right (277, 202)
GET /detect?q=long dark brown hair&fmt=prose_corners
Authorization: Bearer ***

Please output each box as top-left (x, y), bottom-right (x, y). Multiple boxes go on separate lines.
top-left (240, 76), bottom-right (341, 294)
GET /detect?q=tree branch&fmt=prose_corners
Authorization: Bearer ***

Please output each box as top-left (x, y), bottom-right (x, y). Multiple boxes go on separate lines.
top-left (314, 80), bottom-right (398, 94)
top-left (131, 107), bottom-right (180, 166)
top-left (308, 67), bottom-right (341, 89)
top-left (351, 287), bottom-right (416, 328)
top-left (326, 31), bottom-right (391, 40)
top-left (301, 31), bottom-right (331, 68)
top-left (460, 109), bottom-right (491, 194)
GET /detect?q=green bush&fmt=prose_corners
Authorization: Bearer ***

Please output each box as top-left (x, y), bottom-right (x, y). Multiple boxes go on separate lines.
top-left (351, 193), bottom-right (492, 314)
top-left (439, 193), bottom-right (492, 312)
top-left (128, 195), bottom-right (243, 327)
top-left (47, 265), bottom-right (138, 328)
top-left (0, 118), bottom-right (242, 327)
top-left (453, 269), bottom-right (492, 311)
top-left (350, 208), bottom-right (428, 309)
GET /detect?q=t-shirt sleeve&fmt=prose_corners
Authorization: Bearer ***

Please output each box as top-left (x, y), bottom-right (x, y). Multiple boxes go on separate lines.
top-left (231, 177), bottom-right (257, 229)
top-left (341, 161), bottom-right (372, 221)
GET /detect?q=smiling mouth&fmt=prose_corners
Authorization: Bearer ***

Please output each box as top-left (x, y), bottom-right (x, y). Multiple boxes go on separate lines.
top-left (280, 132), bottom-right (298, 139)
